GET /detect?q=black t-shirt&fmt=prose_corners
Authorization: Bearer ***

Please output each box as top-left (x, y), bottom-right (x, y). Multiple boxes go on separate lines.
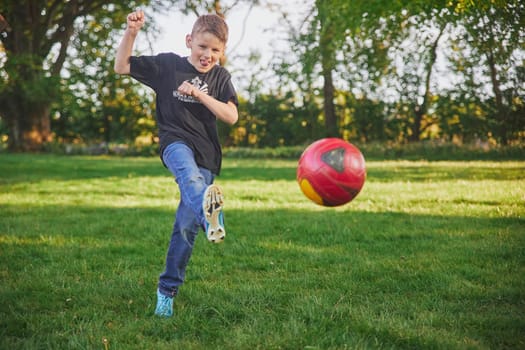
top-left (130, 53), bottom-right (238, 175)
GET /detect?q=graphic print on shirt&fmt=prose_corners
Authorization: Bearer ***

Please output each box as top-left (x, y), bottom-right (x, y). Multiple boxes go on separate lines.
top-left (173, 76), bottom-right (209, 103)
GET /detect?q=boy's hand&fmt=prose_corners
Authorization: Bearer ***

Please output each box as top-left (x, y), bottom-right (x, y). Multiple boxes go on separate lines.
top-left (126, 9), bottom-right (145, 35)
top-left (178, 81), bottom-right (202, 99)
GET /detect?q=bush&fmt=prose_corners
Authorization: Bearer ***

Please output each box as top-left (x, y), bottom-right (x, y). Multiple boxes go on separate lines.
top-left (7, 140), bottom-right (524, 161)
top-left (359, 141), bottom-right (525, 161)
top-left (224, 141), bottom-right (525, 161)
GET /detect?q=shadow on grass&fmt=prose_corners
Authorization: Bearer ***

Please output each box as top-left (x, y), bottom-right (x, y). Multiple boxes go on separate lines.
top-left (2, 154), bottom-right (523, 185)
top-left (0, 154), bottom-right (169, 184)
top-left (1, 203), bottom-right (523, 349)
top-left (0, 154), bottom-right (300, 184)
top-left (367, 162), bottom-right (525, 182)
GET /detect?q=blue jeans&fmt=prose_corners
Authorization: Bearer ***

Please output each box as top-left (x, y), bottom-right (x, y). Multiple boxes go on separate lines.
top-left (158, 142), bottom-right (214, 297)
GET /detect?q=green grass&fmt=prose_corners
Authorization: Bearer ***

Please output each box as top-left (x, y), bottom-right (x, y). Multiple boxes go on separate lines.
top-left (0, 154), bottom-right (524, 349)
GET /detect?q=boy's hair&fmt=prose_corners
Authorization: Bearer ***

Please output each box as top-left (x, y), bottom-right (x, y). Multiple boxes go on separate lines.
top-left (191, 14), bottom-right (229, 44)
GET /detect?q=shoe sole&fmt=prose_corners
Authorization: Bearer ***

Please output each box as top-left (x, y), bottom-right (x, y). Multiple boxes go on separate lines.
top-left (203, 184), bottom-right (225, 243)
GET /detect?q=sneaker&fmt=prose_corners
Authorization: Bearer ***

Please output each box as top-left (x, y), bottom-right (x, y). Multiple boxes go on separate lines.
top-left (203, 184), bottom-right (226, 243)
top-left (154, 289), bottom-right (173, 317)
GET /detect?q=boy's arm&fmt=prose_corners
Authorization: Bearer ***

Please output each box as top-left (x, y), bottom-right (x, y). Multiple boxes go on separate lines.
top-left (178, 81), bottom-right (239, 125)
top-left (200, 97), bottom-right (239, 126)
top-left (114, 10), bottom-right (145, 75)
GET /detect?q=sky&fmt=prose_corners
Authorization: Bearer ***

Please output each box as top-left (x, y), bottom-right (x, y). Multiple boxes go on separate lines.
top-left (139, 1), bottom-right (312, 69)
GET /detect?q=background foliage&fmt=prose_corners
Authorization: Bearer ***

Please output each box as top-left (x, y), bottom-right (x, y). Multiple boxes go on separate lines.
top-left (0, 0), bottom-right (523, 152)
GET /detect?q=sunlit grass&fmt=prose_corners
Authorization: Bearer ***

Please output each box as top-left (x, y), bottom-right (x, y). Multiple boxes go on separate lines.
top-left (0, 154), bottom-right (524, 349)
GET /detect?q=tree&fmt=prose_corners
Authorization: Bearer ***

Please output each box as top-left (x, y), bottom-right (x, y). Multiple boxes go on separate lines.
top-left (0, 1), bottom-right (162, 151)
top-left (316, 1), bottom-right (340, 137)
top-left (52, 16), bottom-right (156, 146)
top-left (291, 1), bottom-right (350, 138)
top-left (288, 1), bottom-right (453, 141)
top-left (451, 0), bottom-right (525, 144)
top-left (385, 6), bottom-right (450, 142)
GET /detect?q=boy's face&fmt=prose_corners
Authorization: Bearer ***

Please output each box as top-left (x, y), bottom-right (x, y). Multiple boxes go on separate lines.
top-left (186, 32), bottom-right (225, 73)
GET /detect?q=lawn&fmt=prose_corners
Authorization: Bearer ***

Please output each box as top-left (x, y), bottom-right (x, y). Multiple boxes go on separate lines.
top-left (0, 154), bottom-right (524, 349)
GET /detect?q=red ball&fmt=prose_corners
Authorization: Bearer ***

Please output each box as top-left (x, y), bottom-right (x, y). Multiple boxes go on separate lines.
top-left (297, 138), bottom-right (366, 206)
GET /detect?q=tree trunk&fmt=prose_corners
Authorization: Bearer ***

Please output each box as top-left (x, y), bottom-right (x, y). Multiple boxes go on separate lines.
top-left (409, 24), bottom-right (445, 142)
top-left (6, 103), bottom-right (52, 152)
top-left (410, 106), bottom-right (424, 142)
top-left (486, 38), bottom-right (508, 145)
top-left (0, 1), bottom-right (101, 152)
top-left (322, 68), bottom-right (338, 137)
top-left (1, 57), bottom-right (55, 151)
top-left (318, 7), bottom-right (338, 139)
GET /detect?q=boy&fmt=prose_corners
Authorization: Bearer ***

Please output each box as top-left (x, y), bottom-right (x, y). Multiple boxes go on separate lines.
top-left (114, 9), bottom-right (239, 317)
